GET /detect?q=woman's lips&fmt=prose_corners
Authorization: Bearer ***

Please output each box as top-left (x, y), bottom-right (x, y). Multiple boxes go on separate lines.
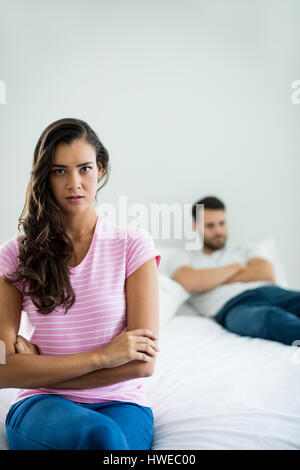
top-left (66, 197), bottom-right (84, 203)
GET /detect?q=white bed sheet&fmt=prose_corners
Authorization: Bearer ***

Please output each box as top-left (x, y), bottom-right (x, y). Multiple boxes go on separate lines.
top-left (144, 303), bottom-right (300, 450)
top-left (1, 303), bottom-right (300, 450)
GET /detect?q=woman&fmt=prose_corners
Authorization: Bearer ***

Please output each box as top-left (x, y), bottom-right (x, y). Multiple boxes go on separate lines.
top-left (0, 118), bottom-right (161, 450)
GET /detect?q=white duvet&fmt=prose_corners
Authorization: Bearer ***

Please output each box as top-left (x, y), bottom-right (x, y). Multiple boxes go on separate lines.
top-left (144, 304), bottom-right (300, 450)
top-left (1, 302), bottom-right (300, 450)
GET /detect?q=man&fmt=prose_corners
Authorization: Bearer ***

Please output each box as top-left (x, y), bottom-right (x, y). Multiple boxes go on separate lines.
top-left (168, 196), bottom-right (300, 346)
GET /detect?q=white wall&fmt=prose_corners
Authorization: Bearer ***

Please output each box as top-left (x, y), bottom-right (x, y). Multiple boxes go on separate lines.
top-left (0, 0), bottom-right (299, 288)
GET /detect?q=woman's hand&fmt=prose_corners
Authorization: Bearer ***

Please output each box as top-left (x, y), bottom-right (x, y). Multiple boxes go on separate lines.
top-left (14, 335), bottom-right (40, 355)
top-left (100, 328), bottom-right (160, 369)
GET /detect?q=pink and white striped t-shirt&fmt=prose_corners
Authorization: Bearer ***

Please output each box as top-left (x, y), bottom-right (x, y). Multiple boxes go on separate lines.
top-left (0, 215), bottom-right (161, 407)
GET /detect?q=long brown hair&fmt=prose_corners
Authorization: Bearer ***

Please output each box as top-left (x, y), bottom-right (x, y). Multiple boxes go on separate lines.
top-left (3, 118), bottom-right (110, 314)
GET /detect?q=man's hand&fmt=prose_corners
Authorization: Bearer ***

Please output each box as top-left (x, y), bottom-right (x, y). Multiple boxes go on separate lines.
top-left (224, 258), bottom-right (275, 284)
top-left (235, 263), bottom-right (248, 273)
top-left (14, 335), bottom-right (40, 355)
top-left (173, 263), bottom-right (248, 293)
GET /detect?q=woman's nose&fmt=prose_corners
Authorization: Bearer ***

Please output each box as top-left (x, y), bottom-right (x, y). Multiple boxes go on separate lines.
top-left (67, 173), bottom-right (82, 188)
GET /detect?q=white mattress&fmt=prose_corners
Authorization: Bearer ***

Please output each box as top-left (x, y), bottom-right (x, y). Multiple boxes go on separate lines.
top-left (144, 304), bottom-right (300, 450)
top-left (1, 303), bottom-right (300, 450)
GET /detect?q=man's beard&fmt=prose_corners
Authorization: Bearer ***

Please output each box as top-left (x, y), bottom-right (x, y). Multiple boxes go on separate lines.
top-left (203, 235), bottom-right (226, 252)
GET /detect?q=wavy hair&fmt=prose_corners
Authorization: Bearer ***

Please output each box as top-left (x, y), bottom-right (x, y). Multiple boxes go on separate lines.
top-left (3, 118), bottom-right (110, 314)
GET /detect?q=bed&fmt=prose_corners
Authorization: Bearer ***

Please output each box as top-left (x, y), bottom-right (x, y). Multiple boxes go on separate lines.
top-left (1, 238), bottom-right (300, 450)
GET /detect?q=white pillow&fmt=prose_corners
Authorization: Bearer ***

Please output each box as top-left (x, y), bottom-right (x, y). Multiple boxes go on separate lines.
top-left (158, 273), bottom-right (189, 329)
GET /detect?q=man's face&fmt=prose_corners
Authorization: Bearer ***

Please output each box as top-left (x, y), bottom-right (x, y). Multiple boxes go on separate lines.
top-left (194, 209), bottom-right (227, 252)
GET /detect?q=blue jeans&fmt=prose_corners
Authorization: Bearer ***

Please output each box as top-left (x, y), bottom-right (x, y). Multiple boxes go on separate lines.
top-left (5, 394), bottom-right (154, 450)
top-left (216, 285), bottom-right (300, 346)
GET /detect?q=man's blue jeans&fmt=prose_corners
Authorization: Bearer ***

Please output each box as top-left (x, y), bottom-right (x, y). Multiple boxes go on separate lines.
top-left (216, 285), bottom-right (300, 346)
top-left (5, 394), bottom-right (154, 450)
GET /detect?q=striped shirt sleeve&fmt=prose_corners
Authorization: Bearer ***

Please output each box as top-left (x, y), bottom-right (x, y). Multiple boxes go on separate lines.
top-left (0, 238), bottom-right (23, 292)
top-left (125, 227), bottom-right (161, 279)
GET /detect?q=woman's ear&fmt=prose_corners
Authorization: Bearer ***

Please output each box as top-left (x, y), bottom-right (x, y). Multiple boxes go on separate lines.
top-left (97, 163), bottom-right (103, 182)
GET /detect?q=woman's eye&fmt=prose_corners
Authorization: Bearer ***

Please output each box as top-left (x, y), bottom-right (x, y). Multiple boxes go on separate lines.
top-left (53, 167), bottom-right (92, 175)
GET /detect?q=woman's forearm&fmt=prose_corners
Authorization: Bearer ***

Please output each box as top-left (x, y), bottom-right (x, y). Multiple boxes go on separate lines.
top-left (0, 349), bottom-right (106, 389)
top-left (48, 360), bottom-right (142, 389)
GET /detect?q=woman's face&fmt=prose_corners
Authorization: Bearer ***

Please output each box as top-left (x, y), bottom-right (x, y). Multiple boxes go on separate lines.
top-left (48, 138), bottom-right (102, 214)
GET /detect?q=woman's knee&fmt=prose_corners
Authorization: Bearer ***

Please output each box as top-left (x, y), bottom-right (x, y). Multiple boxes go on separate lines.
top-left (83, 420), bottom-right (129, 450)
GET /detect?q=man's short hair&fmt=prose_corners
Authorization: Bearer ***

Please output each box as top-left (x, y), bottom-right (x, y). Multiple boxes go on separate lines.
top-left (192, 196), bottom-right (225, 222)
